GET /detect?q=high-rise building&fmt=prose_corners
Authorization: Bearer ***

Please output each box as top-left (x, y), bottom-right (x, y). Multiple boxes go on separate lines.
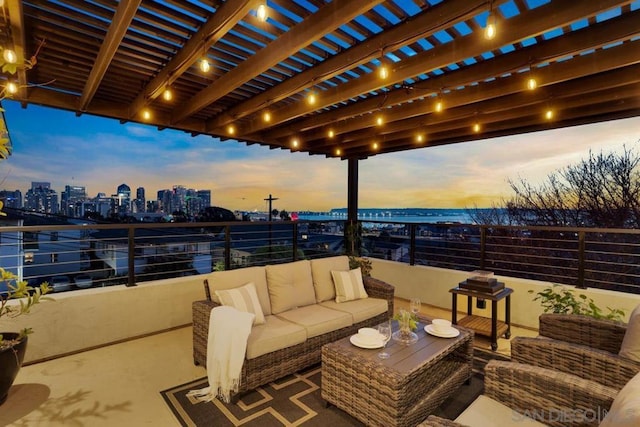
top-left (0, 190), bottom-right (22, 209)
top-left (157, 189), bottom-right (171, 213)
top-left (61, 185), bottom-right (87, 217)
top-left (197, 190), bottom-right (211, 209)
top-left (24, 182), bottom-right (59, 214)
top-left (116, 183), bottom-right (131, 214)
top-left (133, 187), bottom-right (146, 213)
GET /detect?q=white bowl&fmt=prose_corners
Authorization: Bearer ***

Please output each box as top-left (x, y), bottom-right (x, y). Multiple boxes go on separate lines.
top-left (431, 318), bottom-right (452, 333)
top-left (357, 327), bottom-right (380, 344)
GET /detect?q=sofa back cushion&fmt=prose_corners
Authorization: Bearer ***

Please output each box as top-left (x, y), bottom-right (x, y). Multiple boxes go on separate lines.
top-left (266, 260), bottom-right (316, 314)
top-left (310, 256), bottom-right (349, 302)
top-left (207, 266), bottom-right (271, 315)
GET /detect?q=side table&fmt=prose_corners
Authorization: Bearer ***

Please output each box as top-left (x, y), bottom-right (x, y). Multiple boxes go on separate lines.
top-left (450, 286), bottom-right (513, 351)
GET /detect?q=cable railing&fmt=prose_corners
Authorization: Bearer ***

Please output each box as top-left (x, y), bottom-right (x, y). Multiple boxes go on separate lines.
top-left (1, 219), bottom-right (639, 294)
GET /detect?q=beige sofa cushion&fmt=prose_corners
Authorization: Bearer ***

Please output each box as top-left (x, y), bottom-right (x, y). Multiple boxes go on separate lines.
top-left (332, 267), bottom-right (368, 303)
top-left (619, 304), bottom-right (640, 362)
top-left (245, 315), bottom-right (307, 360)
top-left (310, 256), bottom-right (349, 302)
top-left (455, 395), bottom-right (546, 427)
top-left (320, 298), bottom-right (387, 324)
top-left (275, 305), bottom-right (352, 338)
top-left (215, 282), bottom-right (265, 325)
top-left (266, 260), bottom-right (316, 314)
top-left (207, 266), bottom-right (271, 315)
top-left (600, 371), bottom-right (640, 427)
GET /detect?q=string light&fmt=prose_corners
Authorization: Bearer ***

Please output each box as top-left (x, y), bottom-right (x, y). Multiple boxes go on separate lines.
top-left (292, 138), bottom-right (299, 149)
top-left (142, 109), bottom-right (151, 121)
top-left (372, 142), bottom-right (379, 150)
top-left (327, 129), bottom-right (335, 138)
top-left (485, 2), bottom-right (497, 40)
top-left (335, 148), bottom-right (341, 156)
top-left (3, 49), bottom-right (17, 64)
top-left (545, 109), bottom-right (554, 120)
top-left (257, 4), bottom-right (268, 22)
top-left (307, 91), bottom-right (317, 106)
top-left (375, 114), bottom-right (384, 126)
top-left (434, 98), bottom-right (444, 113)
top-left (262, 110), bottom-right (271, 123)
top-left (200, 58), bottom-right (210, 73)
top-left (473, 123), bottom-right (481, 133)
top-left (162, 88), bottom-right (173, 101)
top-left (415, 133), bottom-right (425, 143)
top-left (6, 81), bottom-right (17, 95)
top-left (227, 124), bottom-right (236, 135)
top-left (527, 77), bottom-right (537, 90)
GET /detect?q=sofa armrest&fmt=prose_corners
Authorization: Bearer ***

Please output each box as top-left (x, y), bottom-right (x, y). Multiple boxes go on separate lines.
top-left (363, 275), bottom-right (395, 317)
top-left (417, 415), bottom-right (468, 427)
top-left (192, 299), bottom-right (221, 365)
top-left (485, 360), bottom-right (617, 427)
top-left (511, 336), bottom-right (640, 390)
top-left (539, 313), bottom-right (627, 354)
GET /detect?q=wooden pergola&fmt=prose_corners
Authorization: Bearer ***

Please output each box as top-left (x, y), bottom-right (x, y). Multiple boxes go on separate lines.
top-left (1, 0), bottom-right (639, 221)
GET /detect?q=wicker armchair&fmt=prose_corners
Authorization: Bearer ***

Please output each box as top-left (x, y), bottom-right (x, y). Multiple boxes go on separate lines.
top-left (418, 360), bottom-right (617, 427)
top-left (511, 314), bottom-right (640, 391)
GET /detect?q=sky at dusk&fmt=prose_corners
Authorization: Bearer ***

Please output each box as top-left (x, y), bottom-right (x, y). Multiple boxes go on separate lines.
top-left (1, 100), bottom-right (638, 213)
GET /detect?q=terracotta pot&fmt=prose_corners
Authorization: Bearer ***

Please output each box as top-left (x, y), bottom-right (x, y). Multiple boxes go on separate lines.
top-left (0, 333), bottom-right (28, 405)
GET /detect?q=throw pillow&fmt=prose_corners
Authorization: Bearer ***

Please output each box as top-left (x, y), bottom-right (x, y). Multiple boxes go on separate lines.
top-left (331, 267), bottom-right (368, 303)
top-left (599, 371), bottom-right (640, 427)
top-left (619, 303), bottom-right (640, 362)
top-left (215, 282), bottom-right (265, 325)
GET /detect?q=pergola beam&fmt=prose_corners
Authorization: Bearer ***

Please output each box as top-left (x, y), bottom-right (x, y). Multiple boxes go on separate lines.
top-left (170, 0), bottom-right (386, 124)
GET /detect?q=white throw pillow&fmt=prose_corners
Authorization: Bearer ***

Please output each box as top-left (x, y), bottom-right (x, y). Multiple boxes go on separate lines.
top-left (331, 267), bottom-right (368, 303)
top-left (215, 282), bottom-right (265, 325)
top-left (619, 304), bottom-right (640, 362)
top-left (599, 371), bottom-right (640, 427)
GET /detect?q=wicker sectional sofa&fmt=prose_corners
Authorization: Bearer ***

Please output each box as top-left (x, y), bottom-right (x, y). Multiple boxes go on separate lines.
top-left (192, 255), bottom-right (394, 396)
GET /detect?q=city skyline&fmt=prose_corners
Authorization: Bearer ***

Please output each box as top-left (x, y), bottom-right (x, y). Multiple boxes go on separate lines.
top-left (1, 101), bottom-right (638, 213)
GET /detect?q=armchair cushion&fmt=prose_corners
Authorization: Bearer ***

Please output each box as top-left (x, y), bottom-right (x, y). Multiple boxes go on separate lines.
top-left (619, 304), bottom-right (640, 362)
top-left (455, 395), bottom-right (545, 427)
top-left (600, 371), bottom-right (640, 427)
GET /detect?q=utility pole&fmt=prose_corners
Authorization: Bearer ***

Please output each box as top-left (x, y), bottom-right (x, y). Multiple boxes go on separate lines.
top-left (264, 194), bottom-right (279, 221)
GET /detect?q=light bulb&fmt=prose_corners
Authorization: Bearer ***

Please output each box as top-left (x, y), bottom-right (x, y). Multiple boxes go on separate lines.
top-left (527, 77), bottom-right (537, 91)
top-left (6, 81), bottom-right (17, 95)
top-left (545, 109), bottom-right (554, 120)
top-left (292, 138), bottom-right (299, 148)
top-left (376, 115), bottom-right (384, 126)
top-left (327, 129), bottom-right (335, 138)
top-left (416, 134), bottom-right (424, 143)
top-left (307, 92), bottom-right (317, 105)
top-left (162, 88), bottom-right (172, 101)
top-left (262, 111), bottom-right (271, 123)
top-left (435, 99), bottom-right (444, 113)
top-left (372, 142), bottom-right (379, 150)
top-left (227, 124), bottom-right (235, 135)
top-left (3, 49), bottom-right (17, 64)
top-left (257, 4), bottom-right (267, 22)
top-left (473, 123), bottom-right (481, 133)
top-left (335, 148), bottom-right (341, 156)
top-left (200, 58), bottom-right (210, 73)
top-left (142, 109), bottom-right (151, 120)
top-left (378, 64), bottom-right (389, 80)
top-left (485, 13), bottom-right (497, 40)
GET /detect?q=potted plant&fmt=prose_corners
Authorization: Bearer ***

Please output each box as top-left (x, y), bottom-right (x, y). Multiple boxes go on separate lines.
top-left (0, 267), bottom-right (51, 405)
top-left (529, 284), bottom-right (625, 321)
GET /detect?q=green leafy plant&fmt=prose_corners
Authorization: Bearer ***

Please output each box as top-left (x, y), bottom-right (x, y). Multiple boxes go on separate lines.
top-left (393, 309), bottom-right (418, 331)
top-left (529, 284), bottom-right (625, 321)
top-left (349, 256), bottom-right (372, 277)
top-left (1, 267), bottom-right (52, 350)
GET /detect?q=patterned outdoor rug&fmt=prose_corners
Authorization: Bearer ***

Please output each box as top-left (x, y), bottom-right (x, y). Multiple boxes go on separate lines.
top-left (161, 348), bottom-right (509, 427)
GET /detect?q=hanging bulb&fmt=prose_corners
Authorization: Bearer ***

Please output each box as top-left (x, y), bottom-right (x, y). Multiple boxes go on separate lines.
top-left (335, 148), bottom-right (341, 156)
top-left (162, 88), bottom-right (173, 101)
top-left (527, 77), bottom-right (537, 91)
top-left (3, 48), bottom-right (17, 64)
top-left (307, 91), bottom-right (317, 106)
top-left (200, 58), bottom-right (210, 73)
top-left (435, 99), bottom-right (444, 113)
top-left (142, 109), bottom-right (151, 121)
top-left (327, 129), bottom-right (335, 138)
top-left (375, 115), bottom-right (384, 126)
top-left (473, 123), bottom-right (481, 133)
top-left (257, 4), bottom-right (268, 22)
top-left (545, 109), bottom-right (554, 120)
top-left (378, 60), bottom-right (390, 80)
top-left (416, 133), bottom-right (425, 143)
top-left (372, 142), bottom-right (379, 150)
top-left (485, 12), bottom-right (497, 40)
top-left (262, 110), bottom-right (271, 123)
top-left (6, 81), bottom-right (17, 95)
top-left (227, 124), bottom-right (236, 135)
top-left (291, 138), bottom-right (299, 148)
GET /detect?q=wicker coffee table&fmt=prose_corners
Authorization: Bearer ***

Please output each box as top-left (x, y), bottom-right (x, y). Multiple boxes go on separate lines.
top-left (321, 319), bottom-right (473, 427)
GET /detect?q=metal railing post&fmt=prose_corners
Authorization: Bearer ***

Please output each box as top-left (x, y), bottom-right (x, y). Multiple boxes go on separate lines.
top-left (577, 230), bottom-right (586, 288)
top-left (292, 222), bottom-right (298, 261)
top-left (127, 226), bottom-right (136, 287)
top-left (409, 223), bottom-right (416, 265)
top-left (480, 226), bottom-right (486, 270)
top-left (224, 225), bottom-right (231, 270)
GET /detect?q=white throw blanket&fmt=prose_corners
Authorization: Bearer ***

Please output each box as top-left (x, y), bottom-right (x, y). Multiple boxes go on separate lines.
top-left (188, 306), bottom-right (254, 403)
